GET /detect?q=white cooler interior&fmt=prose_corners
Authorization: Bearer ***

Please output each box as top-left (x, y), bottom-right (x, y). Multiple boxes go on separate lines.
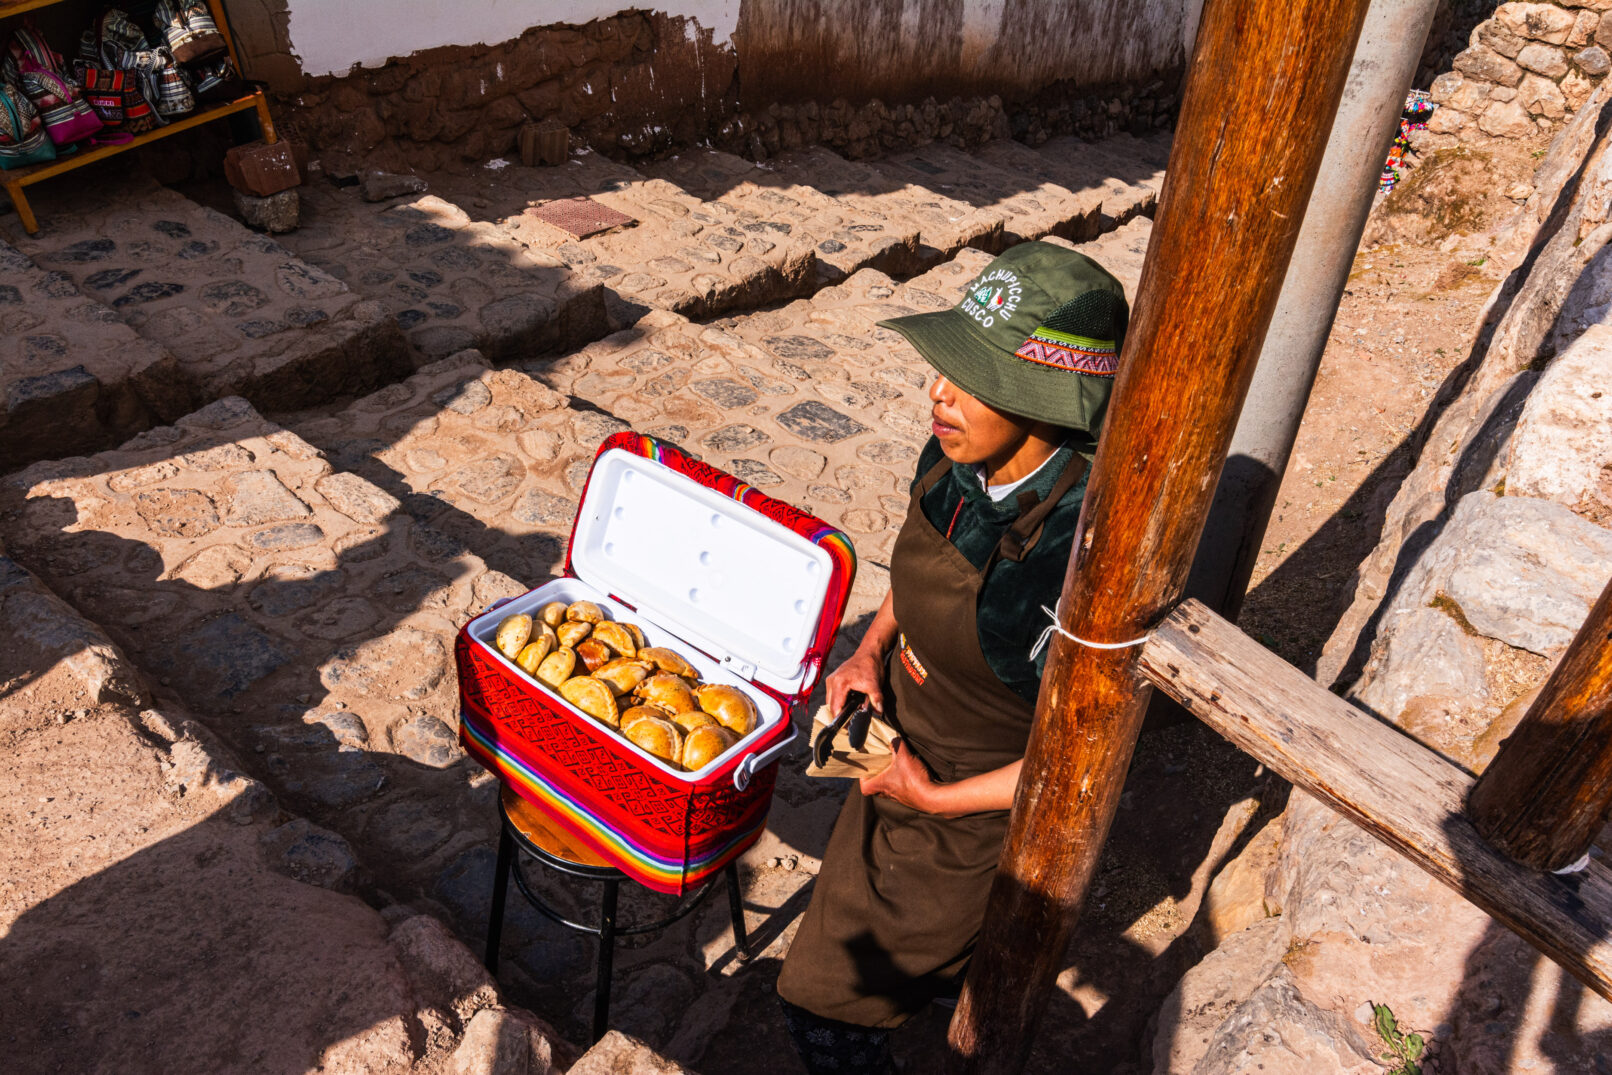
top-left (569, 449), bottom-right (834, 697)
top-left (466, 576), bottom-right (787, 783)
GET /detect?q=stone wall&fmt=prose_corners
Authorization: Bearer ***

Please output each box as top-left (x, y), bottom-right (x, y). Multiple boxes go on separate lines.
top-left (1431, 1), bottom-right (1612, 139)
top-left (275, 8), bottom-right (1180, 171)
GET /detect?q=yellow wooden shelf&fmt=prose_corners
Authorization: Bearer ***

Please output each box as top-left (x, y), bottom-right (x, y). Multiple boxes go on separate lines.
top-left (0, 0), bottom-right (272, 234)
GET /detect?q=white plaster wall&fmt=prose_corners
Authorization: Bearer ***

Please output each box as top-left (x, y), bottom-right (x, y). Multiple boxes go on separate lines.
top-left (287, 0), bottom-right (740, 77)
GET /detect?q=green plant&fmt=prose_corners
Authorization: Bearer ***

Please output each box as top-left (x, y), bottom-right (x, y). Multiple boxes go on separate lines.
top-left (1372, 1002), bottom-right (1426, 1075)
top-left (1466, 256), bottom-right (1487, 267)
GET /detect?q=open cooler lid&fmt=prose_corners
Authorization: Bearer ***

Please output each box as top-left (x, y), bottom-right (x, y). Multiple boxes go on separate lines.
top-left (569, 439), bottom-right (852, 701)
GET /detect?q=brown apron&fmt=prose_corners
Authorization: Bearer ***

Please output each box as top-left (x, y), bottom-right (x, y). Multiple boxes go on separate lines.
top-left (777, 451), bottom-right (1087, 1028)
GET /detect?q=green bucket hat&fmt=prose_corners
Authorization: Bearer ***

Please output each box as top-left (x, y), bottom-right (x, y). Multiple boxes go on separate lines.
top-left (877, 241), bottom-right (1130, 435)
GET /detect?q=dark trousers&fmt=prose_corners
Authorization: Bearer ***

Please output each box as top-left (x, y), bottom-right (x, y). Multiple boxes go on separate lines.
top-left (779, 998), bottom-right (894, 1075)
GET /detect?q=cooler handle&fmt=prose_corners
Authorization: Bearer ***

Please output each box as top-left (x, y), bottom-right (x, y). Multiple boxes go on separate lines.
top-left (734, 720), bottom-right (799, 791)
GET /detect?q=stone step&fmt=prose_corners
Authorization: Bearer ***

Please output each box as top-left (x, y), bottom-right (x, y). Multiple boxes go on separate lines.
top-left (427, 150), bottom-right (821, 323)
top-left (0, 398), bottom-right (507, 900)
top-left (759, 144), bottom-right (1006, 264)
top-left (0, 239), bottom-right (194, 470)
top-left (1045, 215), bottom-right (1153, 295)
top-left (7, 177), bottom-right (408, 414)
top-left (282, 186), bottom-right (610, 365)
top-left (878, 139), bottom-right (1105, 245)
top-left (1010, 131), bottom-right (1171, 230)
top-left (642, 147), bottom-right (927, 282)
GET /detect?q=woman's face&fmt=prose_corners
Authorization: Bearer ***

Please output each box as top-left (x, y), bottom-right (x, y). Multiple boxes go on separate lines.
top-left (928, 373), bottom-right (1033, 469)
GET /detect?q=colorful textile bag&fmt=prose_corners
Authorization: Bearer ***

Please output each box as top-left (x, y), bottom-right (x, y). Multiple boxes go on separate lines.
top-left (152, 59), bottom-right (193, 117)
top-left (0, 81), bottom-right (56, 170)
top-left (16, 57), bottom-right (102, 145)
top-left (189, 54), bottom-right (243, 102)
top-left (152, 0), bottom-right (226, 64)
top-left (78, 63), bottom-right (157, 133)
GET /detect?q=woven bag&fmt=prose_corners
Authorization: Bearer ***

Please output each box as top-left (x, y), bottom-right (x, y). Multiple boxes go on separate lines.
top-left (17, 57), bottom-right (102, 145)
top-left (0, 81), bottom-right (56, 170)
top-left (77, 11), bottom-right (163, 131)
top-left (152, 59), bottom-right (193, 117)
top-left (152, 0), bottom-right (227, 64)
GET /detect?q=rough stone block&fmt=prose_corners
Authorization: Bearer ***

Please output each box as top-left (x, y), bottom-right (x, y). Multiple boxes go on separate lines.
top-left (567, 1032), bottom-right (696, 1075)
top-left (1519, 71), bottom-right (1569, 117)
top-left (1517, 40), bottom-right (1571, 78)
top-left (234, 187), bottom-right (301, 233)
top-left (360, 170), bottom-right (430, 202)
top-left (1479, 97), bottom-right (1537, 137)
top-left (224, 140), bottom-right (302, 197)
top-left (1577, 42), bottom-right (1612, 75)
top-left (1395, 491), bottom-right (1612, 656)
top-left (1475, 17), bottom-right (1527, 58)
top-left (1507, 321), bottom-right (1612, 510)
top-left (1454, 43), bottom-right (1525, 86)
top-left (1573, 7), bottom-right (1602, 46)
top-left (1497, 2), bottom-right (1578, 45)
top-left (389, 915), bottom-right (500, 1024)
top-left (1351, 606), bottom-right (1489, 719)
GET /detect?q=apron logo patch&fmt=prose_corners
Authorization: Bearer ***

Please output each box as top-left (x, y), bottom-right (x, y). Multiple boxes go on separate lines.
top-left (898, 633), bottom-right (928, 687)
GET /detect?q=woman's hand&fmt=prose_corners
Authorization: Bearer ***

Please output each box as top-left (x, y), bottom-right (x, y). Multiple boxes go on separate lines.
top-left (859, 739), bottom-right (939, 812)
top-left (824, 591), bottom-right (897, 715)
top-left (824, 646), bottom-right (886, 716)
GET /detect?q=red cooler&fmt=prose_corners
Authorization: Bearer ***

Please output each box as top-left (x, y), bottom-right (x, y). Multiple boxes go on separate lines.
top-left (456, 432), bottom-right (856, 894)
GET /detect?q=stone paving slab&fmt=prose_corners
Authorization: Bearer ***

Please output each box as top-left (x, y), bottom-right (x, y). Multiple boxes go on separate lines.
top-left (0, 239), bottom-right (194, 471)
top-left (980, 132), bottom-right (1169, 231)
top-left (0, 397), bottom-right (509, 898)
top-left (430, 151), bottom-right (821, 324)
top-left (283, 185), bottom-right (610, 364)
top-left (762, 145), bottom-right (1006, 265)
top-left (8, 178), bottom-right (408, 413)
top-left (642, 147), bottom-right (927, 282)
top-left (880, 140), bottom-right (1104, 246)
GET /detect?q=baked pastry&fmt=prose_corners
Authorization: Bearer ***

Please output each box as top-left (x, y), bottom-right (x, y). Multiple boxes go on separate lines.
top-left (624, 714), bottom-right (682, 763)
top-left (561, 675), bottom-right (620, 726)
top-left (539, 601), bottom-right (568, 628)
top-left (557, 621), bottom-right (592, 648)
top-left (566, 600), bottom-right (604, 624)
top-left (636, 673), bottom-right (696, 715)
top-left (514, 632), bottom-right (554, 675)
top-left (695, 684), bottom-right (758, 735)
top-left (671, 710), bottom-right (719, 735)
top-left (619, 705), bottom-right (667, 736)
top-left (680, 724), bottom-right (734, 771)
top-left (576, 638), bottom-right (612, 673)
top-left (637, 646), bottom-right (699, 679)
top-left (535, 647), bottom-right (576, 688)
top-left (593, 621), bottom-right (637, 658)
top-left (594, 658), bottom-right (652, 695)
top-left (494, 614), bottom-right (532, 659)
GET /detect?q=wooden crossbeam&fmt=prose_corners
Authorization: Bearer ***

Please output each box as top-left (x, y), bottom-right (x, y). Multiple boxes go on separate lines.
top-left (1139, 599), bottom-right (1612, 1003)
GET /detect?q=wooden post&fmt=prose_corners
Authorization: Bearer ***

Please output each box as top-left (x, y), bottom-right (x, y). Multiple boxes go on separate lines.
top-left (945, 1), bottom-right (1373, 1070)
top-left (1468, 577), bottom-right (1612, 871)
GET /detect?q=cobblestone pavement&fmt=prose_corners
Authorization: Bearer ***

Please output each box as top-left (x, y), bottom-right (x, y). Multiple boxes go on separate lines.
top-left (1, 129), bottom-right (1170, 1067)
top-left (9, 177), bottom-right (407, 414)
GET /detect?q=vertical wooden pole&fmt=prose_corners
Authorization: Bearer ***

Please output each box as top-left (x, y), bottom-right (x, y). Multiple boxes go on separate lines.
top-left (1468, 576), bottom-right (1612, 871)
top-left (945, 1), bottom-right (1373, 1070)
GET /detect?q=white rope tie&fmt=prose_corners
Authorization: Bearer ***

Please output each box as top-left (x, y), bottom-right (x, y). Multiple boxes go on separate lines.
top-left (1029, 603), bottom-right (1152, 662)
top-left (1554, 853), bottom-right (1591, 875)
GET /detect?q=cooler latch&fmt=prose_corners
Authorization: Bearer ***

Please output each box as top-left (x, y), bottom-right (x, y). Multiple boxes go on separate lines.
top-left (722, 654), bottom-right (757, 679)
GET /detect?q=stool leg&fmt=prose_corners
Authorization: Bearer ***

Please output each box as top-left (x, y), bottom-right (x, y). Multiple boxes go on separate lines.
top-left (726, 863), bottom-right (751, 962)
top-left (484, 827), bottom-right (514, 975)
top-left (592, 878), bottom-right (619, 1044)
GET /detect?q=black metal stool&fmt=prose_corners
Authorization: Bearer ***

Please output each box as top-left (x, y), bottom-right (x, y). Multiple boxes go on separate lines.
top-left (484, 786), bottom-right (751, 1043)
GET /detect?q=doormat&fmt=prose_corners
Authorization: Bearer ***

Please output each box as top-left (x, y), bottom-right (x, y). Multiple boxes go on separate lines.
top-left (526, 197), bottom-right (636, 238)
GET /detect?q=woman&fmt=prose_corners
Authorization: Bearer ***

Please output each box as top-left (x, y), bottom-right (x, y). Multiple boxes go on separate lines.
top-left (776, 240), bottom-right (1130, 1074)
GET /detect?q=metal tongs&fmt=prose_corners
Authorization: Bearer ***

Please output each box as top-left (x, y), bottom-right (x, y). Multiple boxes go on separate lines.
top-left (812, 690), bottom-right (876, 768)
